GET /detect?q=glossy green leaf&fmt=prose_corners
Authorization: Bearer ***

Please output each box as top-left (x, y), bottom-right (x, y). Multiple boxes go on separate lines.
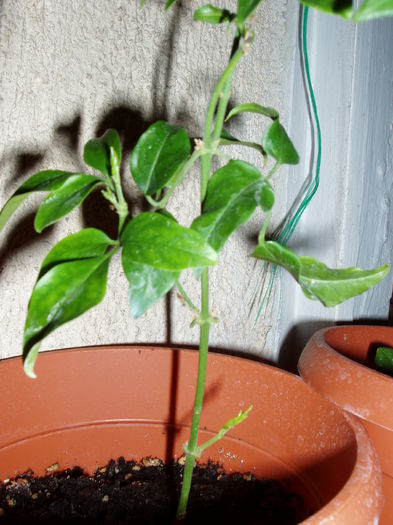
top-left (260, 182), bottom-right (275, 211)
top-left (34, 174), bottom-right (103, 233)
top-left (252, 240), bottom-right (389, 307)
top-left (194, 4), bottom-right (234, 24)
top-left (298, 0), bottom-right (353, 18)
top-left (253, 241), bottom-right (301, 279)
top-left (39, 228), bottom-right (116, 276)
top-left (83, 129), bottom-right (121, 176)
top-left (353, 0), bottom-right (393, 21)
top-left (262, 120), bottom-right (299, 165)
top-left (121, 212), bottom-right (218, 271)
top-left (192, 160), bottom-right (273, 252)
top-left (165, 0), bottom-right (178, 9)
top-left (122, 260), bottom-right (179, 318)
top-left (237, 0), bottom-right (264, 24)
top-left (226, 103), bottom-right (279, 122)
top-left (23, 231), bottom-right (116, 377)
top-left (130, 121), bottom-right (191, 196)
top-left (0, 170), bottom-right (78, 233)
top-left (375, 346), bottom-right (393, 375)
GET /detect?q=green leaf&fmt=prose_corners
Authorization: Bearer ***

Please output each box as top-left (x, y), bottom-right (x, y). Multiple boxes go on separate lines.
top-left (260, 181), bottom-right (275, 211)
top-left (34, 174), bottom-right (103, 233)
top-left (353, 0), bottom-right (393, 21)
top-left (298, 0), bottom-right (353, 18)
top-left (194, 4), bottom-right (234, 24)
top-left (23, 230), bottom-right (116, 378)
top-left (121, 212), bottom-right (218, 271)
top-left (130, 121), bottom-right (191, 196)
top-left (84, 129), bottom-right (121, 176)
top-left (192, 160), bottom-right (273, 252)
top-left (0, 170), bottom-right (78, 233)
top-left (252, 240), bottom-right (389, 307)
top-left (262, 120), bottom-right (299, 165)
top-left (237, 0), bottom-right (264, 24)
top-left (299, 258), bottom-right (389, 306)
top-left (375, 346), bottom-right (393, 375)
top-left (122, 260), bottom-right (179, 318)
top-left (226, 103), bottom-right (279, 122)
top-left (39, 228), bottom-right (116, 276)
top-left (165, 0), bottom-right (178, 9)
top-left (253, 241), bottom-right (301, 279)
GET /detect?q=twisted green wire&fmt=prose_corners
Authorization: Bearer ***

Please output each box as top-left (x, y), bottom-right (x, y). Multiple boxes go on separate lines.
top-left (254, 5), bottom-right (322, 321)
top-left (278, 5), bottom-right (321, 245)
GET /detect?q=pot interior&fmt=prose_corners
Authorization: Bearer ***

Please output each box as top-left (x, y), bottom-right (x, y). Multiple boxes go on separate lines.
top-left (324, 325), bottom-right (393, 367)
top-left (0, 346), bottom-right (377, 522)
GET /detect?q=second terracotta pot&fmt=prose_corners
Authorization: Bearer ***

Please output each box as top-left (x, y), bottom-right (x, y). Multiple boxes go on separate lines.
top-left (0, 345), bottom-right (383, 523)
top-left (298, 325), bottom-right (393, 524)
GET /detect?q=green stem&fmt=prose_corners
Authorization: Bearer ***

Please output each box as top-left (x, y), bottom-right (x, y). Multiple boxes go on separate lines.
top-left (176, 268), bottom-right (210, 520)
top-left (266, 161), bottom-right (281, 180)
top-left (109, 147), bottom-right (129, 235)
top-left (201, 47), bottom-right (243, 201)
top-left (176, 33), bottom-right (250, 524)
top-left (258, 211), bottom-right (271, 243)
top-left (197, 405), bottom-right (252, 454)
top-left (176, 280), bottom-right (200, 314)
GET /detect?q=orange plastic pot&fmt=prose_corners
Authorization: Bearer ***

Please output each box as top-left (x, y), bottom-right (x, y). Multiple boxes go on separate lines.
top-left (299, 325), bottom-right (393, 524)
top-left (0, 345), bottom-right (383, 523)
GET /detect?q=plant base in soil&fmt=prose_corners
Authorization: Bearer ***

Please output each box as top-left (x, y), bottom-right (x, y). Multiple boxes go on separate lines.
top-left (0, 457), bottom-right (308, 524)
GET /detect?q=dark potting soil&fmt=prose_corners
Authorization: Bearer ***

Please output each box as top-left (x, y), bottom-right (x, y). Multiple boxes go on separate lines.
top-left (0, 457), bottom-right (307, 525)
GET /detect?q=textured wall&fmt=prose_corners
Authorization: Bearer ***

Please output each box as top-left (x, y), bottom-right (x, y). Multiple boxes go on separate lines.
top-left (0, 0), bottom-right (290, 360)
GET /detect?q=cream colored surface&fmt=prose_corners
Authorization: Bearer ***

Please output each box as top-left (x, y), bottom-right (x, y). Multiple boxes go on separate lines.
top-left (0, 0), bottom-right (291, 359)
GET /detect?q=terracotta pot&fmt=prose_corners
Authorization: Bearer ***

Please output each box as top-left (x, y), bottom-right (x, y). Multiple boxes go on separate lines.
top-left (0, 345), bottom-right (383, 523)
top-left (298, 325), bottom-right (393, 524)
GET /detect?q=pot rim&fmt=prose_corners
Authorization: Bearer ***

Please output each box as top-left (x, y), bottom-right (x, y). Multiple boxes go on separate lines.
top-left (301, 411), bottom-right (382, 524)
top-left (299, 325), bottom-right (393, 428)
top-left (318, 325), bottom-right (393, 385)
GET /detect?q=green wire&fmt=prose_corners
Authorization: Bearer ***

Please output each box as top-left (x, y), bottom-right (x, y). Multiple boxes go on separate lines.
top-left (277, 5), bottom-right (321, 245)
top-left (253, 5), bottom-right (322, 322)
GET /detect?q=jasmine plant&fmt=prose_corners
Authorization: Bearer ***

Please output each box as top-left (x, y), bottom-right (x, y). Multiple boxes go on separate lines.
top-left (0, 0), bottom-right (391, 521)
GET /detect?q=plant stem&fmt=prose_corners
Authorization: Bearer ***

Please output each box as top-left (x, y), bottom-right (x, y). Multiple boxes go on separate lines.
top-left (266, 161), bottom-right (281, 180)
top-left (108, 147), bottom-right (129, 235)
top-left (176, 32), bottom-right (249, 523)
top-left (176, 280), bottom-right (200, 314)
top-left (201, 47), bottom-right (243, 200)
top-left (258, 211), bottom-right (271, 243)
top-left (176, 268), bottom-right (210, 520)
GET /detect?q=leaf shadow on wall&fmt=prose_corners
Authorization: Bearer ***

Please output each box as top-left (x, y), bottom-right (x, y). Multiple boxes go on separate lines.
top-left (0, 151), bottom-right (48, 276)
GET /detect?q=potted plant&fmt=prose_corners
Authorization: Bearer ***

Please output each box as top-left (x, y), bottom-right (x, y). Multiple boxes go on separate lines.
top-left (298, 325), bottom-right (393, 524)
top-left (0, 0), bottom-right (391, 523)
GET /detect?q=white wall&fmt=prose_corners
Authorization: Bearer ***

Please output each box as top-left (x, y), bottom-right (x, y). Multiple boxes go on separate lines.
top-left (0, 0), bottom-right (291, 360)
top-left (279, 6), bottom-right (393, 369)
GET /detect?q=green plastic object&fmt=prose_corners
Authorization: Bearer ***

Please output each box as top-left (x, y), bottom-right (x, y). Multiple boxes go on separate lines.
top-left (375, 346), bottom-right (393, 376)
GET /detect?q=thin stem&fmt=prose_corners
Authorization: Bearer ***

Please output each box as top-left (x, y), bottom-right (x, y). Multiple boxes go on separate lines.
top-left (109, 147), bottom-right (129, 235)
top-left (258, 211), bottom-right (272, 243)
top-left (211, 73), bottom-right (233, 144)
top-left (176, 280), bottom-right (200, 314)
top-left (176, 31), bottom-right (250, 524)
top-left (266, 161), bottom-right (281, 180)
top-left (197, 405), bottom-right (252, 454)
top-left (201, 48), bottom-right (243, 200)
top-left (176, 269), bottom-right (210, 520)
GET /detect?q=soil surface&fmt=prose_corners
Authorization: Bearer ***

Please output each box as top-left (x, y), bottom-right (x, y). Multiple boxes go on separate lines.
top-left (0, 457), bottom-right (307, 524)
